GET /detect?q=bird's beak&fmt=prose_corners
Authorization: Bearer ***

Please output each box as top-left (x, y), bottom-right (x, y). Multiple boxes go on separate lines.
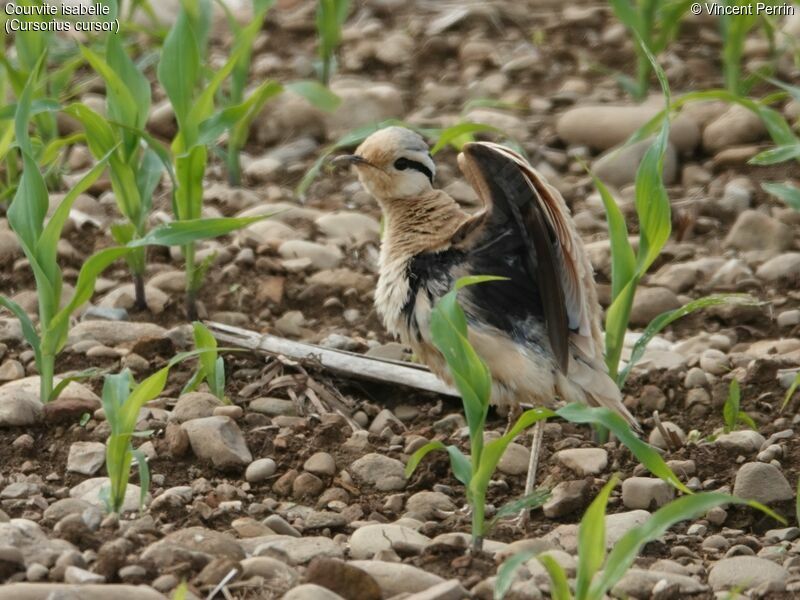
top-left (332, 154), bottom-right (372, 168)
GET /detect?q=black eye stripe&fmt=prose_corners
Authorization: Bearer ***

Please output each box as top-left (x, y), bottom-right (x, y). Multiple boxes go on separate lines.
top-left (393, 157), bottom-right (433, 183)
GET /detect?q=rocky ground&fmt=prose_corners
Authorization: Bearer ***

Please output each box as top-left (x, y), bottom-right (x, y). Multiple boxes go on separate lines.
top-left (1, 0), bottom-right (800, 599)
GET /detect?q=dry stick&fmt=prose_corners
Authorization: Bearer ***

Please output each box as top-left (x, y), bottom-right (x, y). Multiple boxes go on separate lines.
top-left (205, 321), bottom-right (459, 397)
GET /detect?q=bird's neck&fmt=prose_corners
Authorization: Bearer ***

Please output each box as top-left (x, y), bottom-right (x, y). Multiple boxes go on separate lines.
top-left (380, 190), bottom-right (467, 261)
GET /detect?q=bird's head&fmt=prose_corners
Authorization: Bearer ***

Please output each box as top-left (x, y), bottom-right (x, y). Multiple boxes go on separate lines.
top-left (333, 126), bottom-right (436, 202)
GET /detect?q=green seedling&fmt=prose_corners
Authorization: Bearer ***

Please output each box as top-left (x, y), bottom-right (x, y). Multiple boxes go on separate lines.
top-left (316, 0), bottom-right (349, 85)
top-left (597, 38), bottom-right (762, 387)
top-left (0, 58), bottom-right (131, 404)
top-left (67, 36), bottom-right (162, 310)
top-left (156, 0), bottom-right (337, 317)
top-left (608, 0), bottom-right (693, 100)
top-left (781, 372), bottom-right (800, 411)
top-left (495, 475), bottom-right (785, 600)
top-left (722, 379), bottom-right (757, 433)
top-left (406, 277), bottom-right (692, 553)
top-left (181, 321), bottom-right (228, 403)
top-left (101, 351), bottom-right (207, 513)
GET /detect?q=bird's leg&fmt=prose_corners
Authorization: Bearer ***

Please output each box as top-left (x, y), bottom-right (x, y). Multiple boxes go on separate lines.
top-left (518, 418), bottom-right (545, 528)
top-left (503, 403), bottom-right (522, 435)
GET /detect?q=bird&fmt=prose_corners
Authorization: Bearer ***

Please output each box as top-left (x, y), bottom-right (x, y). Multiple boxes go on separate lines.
top-left (334, 126), bottom-right (639, 516)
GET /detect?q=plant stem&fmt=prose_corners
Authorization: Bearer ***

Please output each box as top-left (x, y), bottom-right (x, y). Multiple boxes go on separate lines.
top-left (471, 501), bottom-right (484, 553)
top-left (133, 272), bottom-right (147, 311)
top-left (40, 353), bottom-right (55, 404)
top-left (226, 142), bottom-right (242, 187)
top-left (185, 242), bottom-right (198, 321)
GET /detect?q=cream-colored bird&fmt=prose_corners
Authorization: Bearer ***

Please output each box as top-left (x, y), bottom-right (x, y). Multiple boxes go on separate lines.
top-left (335, 126), bottom-right (639, 511)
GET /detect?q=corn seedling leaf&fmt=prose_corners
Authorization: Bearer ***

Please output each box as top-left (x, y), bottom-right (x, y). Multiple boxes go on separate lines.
top-left (592, 174), bottom-right (635, 301)
top-left (0, 296), bottom-right (41, 361)
top-left (106, 34), bottom-right (151, 130)
top-left (723, 379), bottom-right (741, 433)
top-left (285, 80), bottom-right (341, 112)
top-left (619, 294), bottom-right (762, 387)
top-left (430, 122), bottom-right (503, 154)
top-left (129, 216), bottom-right (269, 247)
top-left (589, 492), bottom-right (786, 597)
top-left (537, 554), bottom-right (573, 600)
top-left (575, 475), bottom-right (618, 598)
top-left (749, 144), bottom-right (800, 165)
top-left (781, 372), bottom-right (800, 411)
top-left (131, 448), bottom-right (150, 512)
top-left (79, 45), bottom-right (139, 132)
top-left (489, 489), bottom-right (550, 529)
top-left (494, 549), bottom-right (537, 600)
top-left (556, 403), bottom-right (690, 494)
top-left (157, 8), bottom-right (200, 136)
top-left (762, 182), bottom-right (800, 211)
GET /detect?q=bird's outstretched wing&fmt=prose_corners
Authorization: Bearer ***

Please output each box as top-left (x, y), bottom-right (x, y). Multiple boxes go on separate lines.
top-left (455, 142), bottom-right (602, 368)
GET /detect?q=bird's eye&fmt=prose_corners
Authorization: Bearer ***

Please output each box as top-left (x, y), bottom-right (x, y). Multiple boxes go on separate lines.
top-left (392, 157), bottom-right (434, 183)
top-left (393, 158), bottom-right (412, 170)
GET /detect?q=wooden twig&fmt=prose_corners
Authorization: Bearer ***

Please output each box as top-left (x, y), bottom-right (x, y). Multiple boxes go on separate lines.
top-left (206, 321), bottom-right (458, 397)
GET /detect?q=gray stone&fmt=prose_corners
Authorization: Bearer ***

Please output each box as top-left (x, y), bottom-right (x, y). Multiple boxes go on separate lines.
top-left (172, 392), bottom-right (224, 423)
top-left (142, 527), bottom-right (244, 567)
top-left (0, 584), bottom-right (166, 599)
top-left (756, 252), bottom-right (800, 281)
top-left (254, 535), bottom-right (343, 564)
top-left (0, 519), bottom-right (77, 568)
top-left (68, 320), bottom-right (168, 347)
top-left (349, 524), bottom-right (431, 559)
top-left (182, 416), bottom-right (252, 469)
top-left (70, 478), bottom-right (145, 512)
top-left (64, 565), bottom-right (105, 583)
top-left (350, 453), bottom-right (406, 491)
top-left (715, 430), bottom-right (765, 454)
top-left (316, 212), bottom-right (380, 244)
top-left (630, 287), bottom-right (681, 327)
top-left (246, 458), bottom-right (277, 482)
top-left (497, 442), bottom-right (530, 475)
top-left (546, 510), bottom-right (650, 552)
top-left (543, 480), bottom-right (589, 518)
top-left (733, 462), bottom-right (793, 504)
top-left (304, 452), bottom-right (336, 476)
top-left (405, 491), bottom-right (456, 520)
top-left (703, 105), bottom-right (767, 152)
top-left (648, 421), bottom-right (686, 450)
top-left (708, 556), bottom-right (788, 592)
top-left (99, 284), bottom-right (169, 315)
top-left (621, 477), bottom-right (675, 509)
top-left (723, 210), bottom-right (793, 256)
top-left (593, 139), bottom-right (678, 187)
top-left (66, 441), bottom-right (106, 476)
top-left (555, 448), bottom-right (608, 476)
top-left (612, 568), bottom-right (708, 597)
top-left (347, 560), bottom-right (445, 597)
top-left (0, 386), bottom-right (42, 426)
top-left (282, 584), bottom-right (345, 600)
top-left (0, 359), bottom-right (25, 382)
top-left (279, 240), bottom-right (342, 270)
top-left (323, 80), bottom-right (403, 139)
top-left (402, 579), bottom-right (470, 600)
top-left (250, 397), bottom-right (296, 417)
top-left (240, 556), bottom-right (299, 586)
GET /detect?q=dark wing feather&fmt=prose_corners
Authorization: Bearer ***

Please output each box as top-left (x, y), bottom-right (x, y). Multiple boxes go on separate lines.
top-left (453, 143), bottom-right (570, 372)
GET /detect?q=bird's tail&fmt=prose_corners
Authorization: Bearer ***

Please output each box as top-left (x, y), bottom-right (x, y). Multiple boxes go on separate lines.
top-left (557, 356), bottom-right (642, 435)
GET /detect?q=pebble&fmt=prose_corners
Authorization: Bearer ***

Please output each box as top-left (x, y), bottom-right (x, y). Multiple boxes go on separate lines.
top-left (67, 320), bottom-right (168, 347)
top-left (245, 458), bottom-right (277, 483)
top-left (648, 421), bottom-right (686, 450)
top-left (64, 565), bottom-right (105, 583)
top-left (323, 80), bottom-right (403, 139)
top-left (545, 510), bottom-right (650, 552)
top-left (630, 287), bottom-right (681, 327)
top-left (733, 462), bottom-right (794, 504)
top-left (249, 397), bottom-right (296, 417)
top-left (622, 477), bottom-right (675, 510)
top-left (350, 523), bottom-right (431, 559)
top-left (0, 386), bottom-right (42, 426)
top-left (543, 480), bottom-right (589, 518)
top-left (0, 584), bottom-right (165, 599)
top-left (279, 240), bottom-right (343, 270)
top-left (703, 105), bottom-right (766, 152)
top-left (316, 212), bottom-right (380, 244)
top-left (723, 210), bottom-right (793, 257)
top-left (349, 453), bottom-right (406, 491)
top-left (283, 584), bottom-right (346, 600)
top-left (593, 139), bottom-right (678, 187)
top-left (708, 556), bottom-right (788, 592)
top-left (70, 478), bottom-right (144, 513)
top-left (66, 442), bottom-right (106, 476)
top-left (612, 568), bottom-right (708, 597)
top-left (715, 430), bottom-right (765, 454)
top-left (347, 560), bottom-right (445, 597)
top-left (0, 359), bottom-right (25, 382)
top-left (172, 392), bottom-right (224, 423)
top-left (254, 535), bottom-right (344, 564)
top-left (555, 105), bottom-right (699, 153)
top-left (181, 416), bottom-right (253, 469)
top-left (263, 515), bottom-right (302, 537)
top-left (554, 448), bottom-right (608, 476)
top-left (405, 491), bottom-right (456, 520)
top-left (403, 579), bottom-right (470, 600)
top-left (240, 556), bottom-right (299, 586)
top-left (756, 252), bottom-right (800, 281)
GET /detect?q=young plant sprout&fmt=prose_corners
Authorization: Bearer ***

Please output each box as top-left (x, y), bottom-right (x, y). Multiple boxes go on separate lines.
top-left (181, 321), bottom-right (228, 404)
top-left (494, 475), bottom-right (785, 600)
top-left (316, 0), bottom-right (349, 85)
top-left (722, 379), bottom-right (757, 433)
